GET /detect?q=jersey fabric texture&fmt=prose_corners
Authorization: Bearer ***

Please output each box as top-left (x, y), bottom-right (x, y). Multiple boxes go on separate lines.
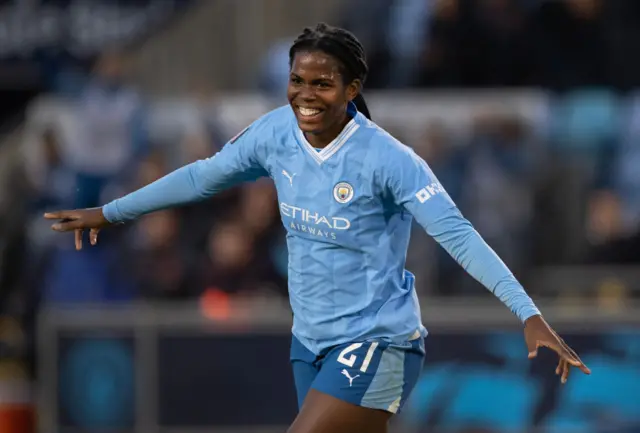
top-left (103, 102), bottom-right (541, 356)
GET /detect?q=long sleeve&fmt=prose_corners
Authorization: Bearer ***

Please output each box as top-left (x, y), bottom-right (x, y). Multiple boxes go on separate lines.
top-left (383, 145), bottom-right (540, 323)
top-left (103, 120), bottom-right (269, 223)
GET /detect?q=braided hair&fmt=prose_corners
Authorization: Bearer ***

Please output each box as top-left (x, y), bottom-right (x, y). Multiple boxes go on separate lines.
top-left (289, 23), bottom-right (372, 120)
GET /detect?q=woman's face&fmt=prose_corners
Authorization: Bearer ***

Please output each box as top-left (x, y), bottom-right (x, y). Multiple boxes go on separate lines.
top-left (287, 50), bottom-right (359, 139)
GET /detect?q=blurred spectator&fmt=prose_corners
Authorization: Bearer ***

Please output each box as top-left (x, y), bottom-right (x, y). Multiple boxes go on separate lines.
top-left (462, 114), bottom-right (534, 267)
top-left (416, 0), bottom-right (465, 87)
top-left (339, 0), bottom-right (395, 88)
top-left (583, 92), bottom-right (640, 264)
top-left (67, 48), bottom-right (149, 208)
top-left (171, 81), bottom-right (227, 169)
top-left (468, 0), bottom-right (532, 87)
top-left (0, 143), bottom-right (29, 317)
top-left (239, 179), bottom-right (280, 238)
top-left (610, 94), bottom-right (640, 234)
top-left (527, 0), bottom-right (610, 90)
top-left (129, 210), bottom-right (191, 299)
top-left (586, 190), bottom-right (625, 245)
top-left (386, 0), bottom-right (434, 88)
top-left (192, 213), bottom-right (286, 299)
top-left (240, 180), bottom-right (289, 282)
top-left (409, 114), bottom-right (536, 294)
top-left (20, 48), bottom-right (150, 306)
top-left (259, 38), bottom-right (293, 102)
top-left (24, 127), bottom-right (77, 223)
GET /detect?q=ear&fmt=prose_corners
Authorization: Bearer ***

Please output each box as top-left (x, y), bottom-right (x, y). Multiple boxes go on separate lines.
top-left (346, 79), bottom-right (361, 102)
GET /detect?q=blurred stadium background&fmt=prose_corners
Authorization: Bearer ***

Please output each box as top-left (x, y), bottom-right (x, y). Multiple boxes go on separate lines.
top-left (0, 0), bottom-right (639, 432)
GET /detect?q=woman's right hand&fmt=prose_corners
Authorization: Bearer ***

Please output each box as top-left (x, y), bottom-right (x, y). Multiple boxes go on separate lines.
top-left (44, 207), bottom-right (113, 250)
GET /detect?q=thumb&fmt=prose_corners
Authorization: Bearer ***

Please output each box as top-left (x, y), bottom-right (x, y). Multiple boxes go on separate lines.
top-left (525, 335), bottom-right (538, 358)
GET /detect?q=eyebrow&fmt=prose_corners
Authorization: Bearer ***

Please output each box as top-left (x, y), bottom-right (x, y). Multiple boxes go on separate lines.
top-left (290, 72), bottom-right (337, 81)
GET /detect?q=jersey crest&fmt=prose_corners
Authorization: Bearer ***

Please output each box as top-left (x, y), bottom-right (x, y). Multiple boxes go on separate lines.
top-left (333, 182), bottom-right (354, 204)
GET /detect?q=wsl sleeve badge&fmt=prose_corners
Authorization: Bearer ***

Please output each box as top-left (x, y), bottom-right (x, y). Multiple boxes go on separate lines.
top-left (333, 182), bottom-right (354, 204)
top-left (229, 125), bottom-right (250, 144)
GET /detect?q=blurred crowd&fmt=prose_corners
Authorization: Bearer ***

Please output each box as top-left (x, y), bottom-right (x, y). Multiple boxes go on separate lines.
top-left (0, 2), bottom-right (637, 432)
top-left (341, 0), bottom-right (640, 90)
top-left (0, 0), bottom-right (638, 343)
top-left (255, 0), bottom-right (640, 297)
top-left (260, 0), bottom-right (640, 95)
top-left (17, 50), bottom-right (289, 308)
top-left (402, 95), bottom-right (640, 299)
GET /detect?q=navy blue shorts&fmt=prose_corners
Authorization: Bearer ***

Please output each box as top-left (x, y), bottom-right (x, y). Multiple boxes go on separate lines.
top-left (290, 335), bottom-right (425, 413)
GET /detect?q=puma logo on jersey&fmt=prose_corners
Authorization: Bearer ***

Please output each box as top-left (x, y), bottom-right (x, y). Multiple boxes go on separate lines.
top-left (341, 369), bottom-right (360, 387)
top-left (282, 169), bottom-right (296, 186)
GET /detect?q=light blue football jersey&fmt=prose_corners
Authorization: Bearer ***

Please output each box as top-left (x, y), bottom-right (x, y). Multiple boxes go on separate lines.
top-left (103, 102), bottom-right (540, 354)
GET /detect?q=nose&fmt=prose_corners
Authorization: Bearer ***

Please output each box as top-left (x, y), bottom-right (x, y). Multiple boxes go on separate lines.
top-left (298, 84), bottom-right (316, 102)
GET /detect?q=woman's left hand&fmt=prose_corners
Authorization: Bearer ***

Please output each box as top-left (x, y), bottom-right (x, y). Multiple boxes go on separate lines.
top-left (524, 315), bottom-right (591, 384)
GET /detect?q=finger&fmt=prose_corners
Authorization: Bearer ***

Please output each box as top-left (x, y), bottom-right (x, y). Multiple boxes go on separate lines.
top-left (560, 341), bottom-right (591, 374)
top-left (44, 211), bottom-right (73, 220)
top-left (75, 229), bottom-right (83, 251)
top-left (548, 341), bottom-right (589, 373)
top-left (90, 228), bottom-right (100, 246)
top-left (561, 360), bottom-right (570, 384)
top-left (52, 219), bottom-right (83, 232)
top-left (550, 342), bottom-right (577, 364)
top-left (549, 331), bottom-right (591, 374)
top-left (555, 359), bottom-right (563, 375)
top-left (574, 360), bottom-right (591, 375)
top-left (560, 339), bottom-right (585, 365)
top-left (535, 339), bottom-right (575, 366)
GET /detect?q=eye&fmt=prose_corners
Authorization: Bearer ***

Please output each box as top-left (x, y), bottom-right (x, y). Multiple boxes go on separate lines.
top-left (290, 76), bottom-right (303, 85)
top-left (316, 81), bottom-right (331, 89)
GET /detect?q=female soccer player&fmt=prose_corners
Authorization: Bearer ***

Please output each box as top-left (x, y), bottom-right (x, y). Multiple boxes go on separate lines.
top-left (45, 23), bottom-right (590, 433)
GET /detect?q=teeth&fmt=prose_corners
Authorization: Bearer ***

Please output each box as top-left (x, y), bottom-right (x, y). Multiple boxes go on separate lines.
top-left (299, 107), bottom-right (321, 116)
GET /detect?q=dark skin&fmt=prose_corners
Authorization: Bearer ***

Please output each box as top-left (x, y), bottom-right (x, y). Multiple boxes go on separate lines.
top-left (288, 50), bottom-right (359, 149)
top-left (44, 50), bottom-right (590, 433)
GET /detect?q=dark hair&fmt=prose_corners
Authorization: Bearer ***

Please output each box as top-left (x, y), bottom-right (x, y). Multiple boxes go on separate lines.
top-left (289, 23), bottom-right (372, 120)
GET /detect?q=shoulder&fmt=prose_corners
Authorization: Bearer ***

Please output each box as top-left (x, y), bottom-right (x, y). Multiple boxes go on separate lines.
top-left (355, 121), bottom-right (434, 197)
top-left (231, 105), bottom-right (294, 144)
top-left (356, 119), bottom-right (422, 171)
top-left (227, 105), bottom-right (293, 146)
top-left (251, 105), bottom-right (295, 131)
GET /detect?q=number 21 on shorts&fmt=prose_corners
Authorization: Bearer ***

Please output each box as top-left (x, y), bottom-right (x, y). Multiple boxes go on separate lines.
top-left (337, 342), bottom-right (379, 373)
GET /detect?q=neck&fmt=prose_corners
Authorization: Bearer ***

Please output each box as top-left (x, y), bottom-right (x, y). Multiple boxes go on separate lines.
top-left (304, 113), bottom-right (352, 149)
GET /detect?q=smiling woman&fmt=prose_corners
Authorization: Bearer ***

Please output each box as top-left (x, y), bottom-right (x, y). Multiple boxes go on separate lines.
top-left (44, 22), bottom-right (589, 433)
top-left (287, 23), bottom-right (372, 149)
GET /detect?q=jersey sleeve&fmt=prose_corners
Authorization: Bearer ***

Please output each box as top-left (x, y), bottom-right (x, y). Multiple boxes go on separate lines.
top-left (383, 146), bottom-right (540, 323)
top-left (102, 119), bottom-right (269, 223)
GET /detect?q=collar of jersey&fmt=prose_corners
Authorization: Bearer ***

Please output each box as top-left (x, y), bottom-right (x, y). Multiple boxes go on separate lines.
top-left (297, 103), bottom-right (361, 164)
